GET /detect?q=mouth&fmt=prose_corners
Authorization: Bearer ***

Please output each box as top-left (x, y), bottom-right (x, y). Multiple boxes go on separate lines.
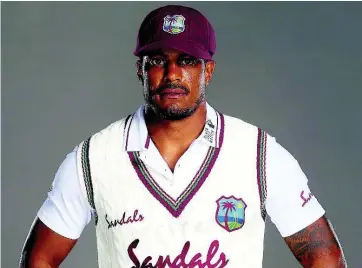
top-left (158, 88), bottom-right (187, 99)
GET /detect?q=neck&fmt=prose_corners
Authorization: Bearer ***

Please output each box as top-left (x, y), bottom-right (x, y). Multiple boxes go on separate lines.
top-left (145, 103), bottom-right (207, 146)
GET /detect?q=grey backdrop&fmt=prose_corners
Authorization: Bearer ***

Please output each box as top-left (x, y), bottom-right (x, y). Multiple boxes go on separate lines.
top-left (2, 2), bottom-right (361, 267)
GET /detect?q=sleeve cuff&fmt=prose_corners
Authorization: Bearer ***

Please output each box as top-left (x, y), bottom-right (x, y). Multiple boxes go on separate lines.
top-left (278, 203), bottom-right (326, 237)
top-left (37, 210), bottom-right (81, 240)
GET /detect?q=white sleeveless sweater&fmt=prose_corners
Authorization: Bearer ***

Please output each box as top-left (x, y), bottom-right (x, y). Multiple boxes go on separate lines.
top-left (76, 113), bottom-right (268, 268)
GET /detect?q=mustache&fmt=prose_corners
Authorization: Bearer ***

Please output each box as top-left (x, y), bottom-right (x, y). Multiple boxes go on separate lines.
top-left (153, 83), bottom-right (190, 95)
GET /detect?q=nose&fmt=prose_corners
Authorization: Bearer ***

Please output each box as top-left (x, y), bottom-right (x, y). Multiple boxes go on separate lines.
top-left (164, 61), bottom-right (182, 83)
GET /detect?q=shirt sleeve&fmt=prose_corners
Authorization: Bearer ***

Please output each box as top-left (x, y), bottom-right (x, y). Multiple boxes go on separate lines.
top-left (37, 147), bottom-right (93, 239)
top-left (265, 136), bottom-right (326, 237)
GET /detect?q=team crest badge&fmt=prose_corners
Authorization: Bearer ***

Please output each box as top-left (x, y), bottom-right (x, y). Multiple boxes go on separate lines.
top-left (163, 15), bottom-right (186, 35)
top-left (215, 196), bottom-right (247, 232)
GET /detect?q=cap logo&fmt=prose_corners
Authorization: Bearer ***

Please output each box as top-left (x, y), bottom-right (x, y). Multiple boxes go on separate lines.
top-left (163, 15), bottom-right (185, 35)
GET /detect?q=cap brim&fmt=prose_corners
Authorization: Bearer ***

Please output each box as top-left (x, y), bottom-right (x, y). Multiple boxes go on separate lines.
top-left (134, 39), bottom-right (212, 60)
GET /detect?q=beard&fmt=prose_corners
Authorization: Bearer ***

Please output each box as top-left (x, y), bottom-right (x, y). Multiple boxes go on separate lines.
top-left (147, 92), bottom-right (205, 121)
top-left (143, 83), bottom-right (205, 121)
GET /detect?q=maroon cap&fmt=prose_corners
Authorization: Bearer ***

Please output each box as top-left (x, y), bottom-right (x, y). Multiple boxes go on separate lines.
top-left (134, 5), bottom-right (216, 60)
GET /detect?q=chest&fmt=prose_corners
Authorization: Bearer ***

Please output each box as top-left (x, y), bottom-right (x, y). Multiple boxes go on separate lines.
top-left (89, 135), bottom-right (266, 267)
top-left (93, 145), bottom-right (263, 239)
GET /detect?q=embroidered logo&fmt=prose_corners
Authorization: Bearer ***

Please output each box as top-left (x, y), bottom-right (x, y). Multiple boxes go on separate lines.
top-left (128, 239), bottom-right (229, 267)
top-left (206, 119), bottom-right (215, 129)
top-left (216, 196), bottom-right (247, 232)
top-left (163, 15), bottom-right (186, 35)
top-left (300, 191), bottom-right (314, 207)
top-left (105, 209), bottom-right (144, 229)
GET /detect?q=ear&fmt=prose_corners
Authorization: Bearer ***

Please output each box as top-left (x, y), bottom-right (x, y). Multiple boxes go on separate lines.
top-left (204, 60), bottom-right (216, 86)
top-left (136, 60), bottom-right (143, 84)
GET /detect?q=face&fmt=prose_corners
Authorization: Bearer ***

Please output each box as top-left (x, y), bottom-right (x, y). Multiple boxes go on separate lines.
top-left (137, 49), bottom-right (215, 120)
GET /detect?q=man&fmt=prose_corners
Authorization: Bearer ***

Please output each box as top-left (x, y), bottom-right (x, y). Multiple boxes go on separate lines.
top-left (20, 5), bottom-right (346, 268)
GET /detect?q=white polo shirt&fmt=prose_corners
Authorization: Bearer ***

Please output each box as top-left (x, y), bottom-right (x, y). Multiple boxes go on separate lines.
top-left (37, 104), bottom-right (325, 241)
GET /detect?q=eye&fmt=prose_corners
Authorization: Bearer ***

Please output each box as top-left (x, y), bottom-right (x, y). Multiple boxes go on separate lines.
top-left (179, 57), bottom-right (198, 66)
top-left (149, 58), bottom-right (166, 67)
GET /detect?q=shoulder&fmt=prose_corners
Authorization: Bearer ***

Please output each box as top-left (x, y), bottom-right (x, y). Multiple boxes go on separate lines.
top-left (222, 113), bottom-right (258, 131)
top-left (92, 115), bottom-right (132, 141)
top-left (220, 112), bottom-right (291, 160)
top-left (221, 112), bottom-right (271, 141)
top-left (219, 111), bottom-right (304, 175)
top-left (77, 115), bottom-right (132, 153)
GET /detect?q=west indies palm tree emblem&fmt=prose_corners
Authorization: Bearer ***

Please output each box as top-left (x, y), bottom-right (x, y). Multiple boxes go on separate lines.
top-left (163, 15), bottom-right (186, 35)
top-left (216, 196), bottom-right (247, 232)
